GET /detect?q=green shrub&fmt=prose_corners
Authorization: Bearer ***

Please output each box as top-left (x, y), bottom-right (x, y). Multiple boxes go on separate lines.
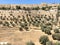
top-left (20, 23), bottom-right (25, 28)
top-left (0, 7), bottom-right (10, 10)
top-left (58, 5), bottom-right (60, 10)
top-left (41, 7), bottom-right (46, 10)
top-left (41, 25), bottom-right (46, 32)
top-left (45, 29), bottom-right (51, 35)
top-left (24, 26), bottom-right (29, 31)
top-left (1, 7), bottom-right (7, 10)
top-left (39, 35), bottom-right (49, 45)
top-left (26, 41), bottom-right (35, 45)
top-left (54, 28), bottom-right (59, 33)
top-left (52, 33), bottom-right (60, 40)
top-left (54, 42), bottom-right (60, 45)
top-left (32, 6), bottom-right (40, 10)
top-left (16, 6), bottom-right (21, 9)
top-left (19, 27), bottom-right (23, 31)
top-left (41, 25), bottom-right (51, 35)
top-left (46, 41), bottom-right (53, 45)
top-left (23, 7), bottom-right (26, 10)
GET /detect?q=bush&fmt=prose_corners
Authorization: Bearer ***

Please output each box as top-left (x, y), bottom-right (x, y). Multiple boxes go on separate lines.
top-left (52, 33), bottom-right (60, 40)
top-left (16, 6), bottom-right (21, 9)
top-left (23, 7), bottom-right (26, 10)
top-left (46, 41), bottom-right (53, 45)
top-left (19, 27), bottom-right (23, 31)
top-left (54, 42), bottom-right (60, 45)
top-left (45, 29), bottom-right (51, 35)
top-left (41, 25), bottom-right (46, 32)
top-left (32, 6), bottom-right (40, 10)
top-left (58, 5), bottom-right (60, 10)
top-left (24, 26), bottom-right (29, 31)
top-left (26, 41), bottom-right (35, 45)
top-left (39, 35), bottom-right (49, 45)
top-left (54, 28), bottom-right (59, 33)
top-left (20, 23), bottom-right (25, 28)
top-left (41, 25), bottom-right (51, 35)
top-left (1, 7), bottom-right (7, 10)
top-left (41, 7), bottom-right (46, 10)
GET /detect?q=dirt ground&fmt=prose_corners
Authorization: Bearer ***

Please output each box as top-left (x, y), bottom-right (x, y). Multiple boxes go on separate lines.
top-left (0, 27), bottom-right (58, 45)
top-left (0, 27), bottom-right (45, 45)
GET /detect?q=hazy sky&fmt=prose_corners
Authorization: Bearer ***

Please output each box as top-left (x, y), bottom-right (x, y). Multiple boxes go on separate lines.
top-left (0, 0), bottom-right (60, 4)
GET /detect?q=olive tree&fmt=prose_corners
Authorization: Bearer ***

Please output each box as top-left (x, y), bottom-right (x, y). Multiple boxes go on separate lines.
top-left (39, 35), bottom-right (49, 45)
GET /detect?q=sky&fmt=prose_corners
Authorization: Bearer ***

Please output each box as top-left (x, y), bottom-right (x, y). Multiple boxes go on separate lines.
top-left (0, 0), bottom-right (60, 4)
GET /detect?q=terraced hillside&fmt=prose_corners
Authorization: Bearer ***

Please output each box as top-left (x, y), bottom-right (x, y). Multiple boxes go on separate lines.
top-left (0, 3), bottom-right (60, 45)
